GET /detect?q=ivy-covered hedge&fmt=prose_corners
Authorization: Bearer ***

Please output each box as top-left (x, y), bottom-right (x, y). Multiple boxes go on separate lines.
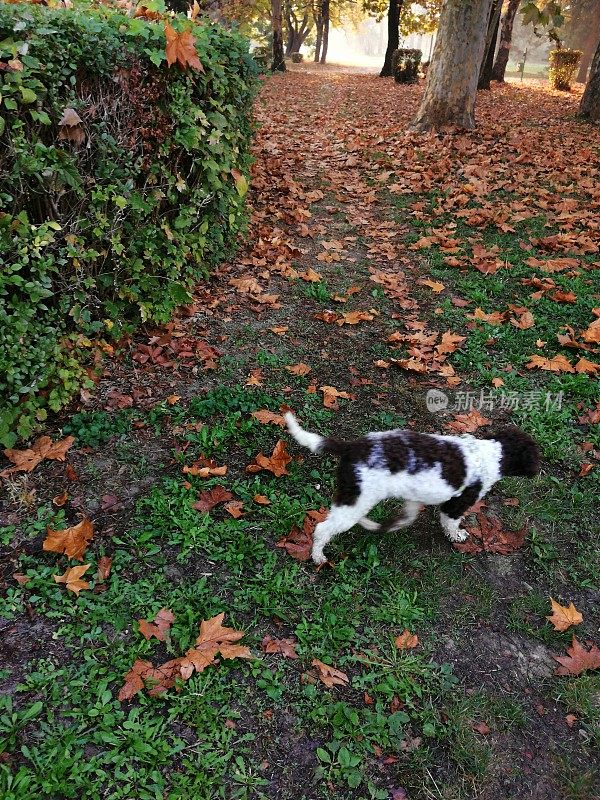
top-left (0, 3), bottom-right (258, 446)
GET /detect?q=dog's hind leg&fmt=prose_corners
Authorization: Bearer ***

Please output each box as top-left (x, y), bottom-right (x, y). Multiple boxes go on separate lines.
top-left (312, 500), bottom-right (376, 565)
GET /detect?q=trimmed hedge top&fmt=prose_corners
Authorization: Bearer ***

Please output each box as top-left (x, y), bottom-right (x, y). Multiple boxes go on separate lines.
top-left (0, 3), bottom-right (259, 445)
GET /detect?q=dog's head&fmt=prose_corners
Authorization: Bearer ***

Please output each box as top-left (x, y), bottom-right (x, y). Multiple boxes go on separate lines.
top-left (488, 426), bottom-right (540, 478)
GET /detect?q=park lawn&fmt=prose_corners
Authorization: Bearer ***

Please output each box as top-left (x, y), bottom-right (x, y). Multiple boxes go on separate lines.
top-left (1, 68), bottom-right (599, 800)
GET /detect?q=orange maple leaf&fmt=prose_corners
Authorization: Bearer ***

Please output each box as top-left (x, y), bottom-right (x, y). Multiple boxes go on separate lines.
top-left (53, 564), bottom-right (91, 596)
top-left (261, 635), bottom-right (299, 659)
top-left (395, 630), bottom-right (419, 650)
top-left (179, 613), bottom-right (252, 680)
top-left (554, 636), bottom-right (600, 676)
top-left (311, 658), bottom-right (349, 688)
top-left (526, 354), bottom-right (575, 373)
top-left (246, 439), bottom-right (292, 477)
top-left (165, 22), bottom-right (204, 72)
top-left (43, 518), bottom-right (94, 561)
top-left (546, 598), bottom-right (583, 632)
top-left (2, 435), bottom-right (75, 477)
top-left (138, 608), bottom-right (175, 641)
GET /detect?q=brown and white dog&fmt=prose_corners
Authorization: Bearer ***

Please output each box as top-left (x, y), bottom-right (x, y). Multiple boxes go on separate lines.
top-left (285, 413), bottom-right (539, 564)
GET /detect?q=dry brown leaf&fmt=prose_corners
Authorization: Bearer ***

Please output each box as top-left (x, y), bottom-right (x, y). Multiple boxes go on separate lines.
top-left (253, 494), bottom-right (270, 505)
top-left (183, 457), bottom-right (227, 478)
top-left (54, 564), bottom-right (91, 596)
top-left (251, 410), bottom-right (285, 426)
top-left (286, 363), bottom-right (311, 376)
top-left (395, 630), bottom-right (419, 650)
top-left (297, 267), bottom-right (322, 282)
top-left (2, 435), bottom-right (75, 477)
top-left (224, 500), bottom-right (244, 518)
top-left (467, 308), bottom-right (507, 324)
top-left (179, 613), bottom-right (252, 680)
top-left (319, 385), bottom-right (354, 410)
top-left (419, 278), bottom-right (445, 293)
top-left (554, 637), bottom-right (600, 676)
top-left (165, 22), bottom-right (204, 72)
top-left (96, 556), bottom-right (113, 582)
top-left (312, 658), bottom-right (349, 688)
top-left (546, 598), bottom-right (583, 632)
top-left (581, 317), bottom-right (600, 344)
top-left (139, 608), bottom-right (175, 641)
top-left (261, 635), bottom-right (299, 659)
top-left (52, 491), bottom-right (69, 507)
top-left (446, 410), bottom-right (490, 433)
top-left (276, 508), bottom-right (326, 561)
top-left (118, 658), bottom-right (181, 701)
top-left (510, 310), bottom-right (535, 330)
top-left (43, 518), bottom-right (94, 561)
top-left (192, 485), bottom-right (233, 512)
top-left (526, 354), bottom-right (575, 373)
top-left (575, 358), bottom-right (600, 375)
top-left (246, 439), bottom-right (292, 477)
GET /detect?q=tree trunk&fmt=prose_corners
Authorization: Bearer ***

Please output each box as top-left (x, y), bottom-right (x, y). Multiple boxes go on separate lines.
top-left (478, 0), bottom-right (502, 89)
top-left (491, 0), bottom-right (520, 82)
top-left (380, 0), bottom-right (403, 77)
top-left (579, 35), bottom-right (600, 120)
top-left (576, 26), bottom-right (600, 82)
top-left (271, 0), bottom-right (286, 72)
top-left (320, 0), bottom-right (330, 64)
top-left (411, 0), bottom-right (494, 131)
top-left (314, 14), bottom-right (323, 62)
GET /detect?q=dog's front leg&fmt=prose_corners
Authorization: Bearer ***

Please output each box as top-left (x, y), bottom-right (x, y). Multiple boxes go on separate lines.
top-left (439, 481), bottom-right (483, 544)
top-left (311, 502), bottom-right (375, 564)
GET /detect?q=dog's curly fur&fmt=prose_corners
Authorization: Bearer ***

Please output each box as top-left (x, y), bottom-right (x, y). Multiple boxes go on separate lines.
top-left (285, 413), bottom-right (540, 564)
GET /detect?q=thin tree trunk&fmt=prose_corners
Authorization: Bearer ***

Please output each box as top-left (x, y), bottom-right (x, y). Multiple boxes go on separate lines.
top-left (320, 0), bottom-right (330, 64)
top-left (492, 0), bottom-right (520, 82)
top-left (271, 0), bottom-right (286, 72)
top-left (580, 35), bottom-right (600, 120)
top-left (314, 14), bottom-right (323, 62)
top-left (411, 0), bottom-right (494, 132)
top-left (478, 0), bottom-right (502, 89)
top-left (380, 0), bottom-right (403, 77)
top-left (576, 26), bottom-right (600, 82)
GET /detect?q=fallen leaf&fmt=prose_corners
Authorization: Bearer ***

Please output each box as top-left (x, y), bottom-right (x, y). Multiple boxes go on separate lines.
top-left (319, 385), bottom-right (354, 410)
top-left (13, 573), bottom-right (30, 586)
top-left (395, 630), bottom-right (419, 650)
top-left (246, 368), bottom-right (263, 386)
top-left (251, 410), bottom-right (285, 426)
top-left (53, 564), bottom-right (91, 596)
top-left (575, 358), bottom-right (600, 375)
top-left (526, 354), bottom-right (575, 373)
top-left (554, 636), bottom-right (600, 676)
top-left (96, 556), bottom-right (112, 582)
top-left (455, 511), bottom-right (527, 555)
top-left (167, 394), bottom-right (181, 405)
top-left (179, 613), bottom-right (252, 680)
top-left (261, 635), bottom-right (299, 659)
top-left (510, 310), bottom-right (535, 329)
top-left (118, 658), bottom-right (181, 701)
top-left (2, 435), bottom-right (75, 477)
top-left (138, 608), bottom-right (175, 641)
top-left (565, 713), bottom-right (578, 728)
top-left (312, 658), bottom-right (349, 688)
top-left (546, 598), bottom-right (583, 632)
top-left (52, 491), bottom-right (69, 507)
top-left (286, 363), bottom-right (311, 376)
top-left (472, 721), bottom-right (491, 735)
top-left (297, 267), bottom-right (322, 282)
top-left (419, 278), bottom-right (445, 292)
top-left (446, 410), bottom-right (490, 433)
top-left (246, 440), bottom-right (292, 477)
top-left (224, 500), bottom-right (244, 518)
top-left (43, 518), bottom-right (94, 561)
top-left (183, 457), bottom-right (227, 478)
top-left (253, 494), bottom-right (270, 505)
top-left (581, 318), bottom-right (600, 344)
top-left (192, 485), bottom-right (233, 512)
top-left (276, 508), bottom-right (326, 561)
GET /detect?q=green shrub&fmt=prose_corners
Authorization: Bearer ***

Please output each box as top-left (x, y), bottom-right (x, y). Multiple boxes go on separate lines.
top-left (0, 3), bottom-right (258, 446)
top-left (548, 48), bottom-right (582, 90)
top-left (392, 48), bottom-right (422, 84)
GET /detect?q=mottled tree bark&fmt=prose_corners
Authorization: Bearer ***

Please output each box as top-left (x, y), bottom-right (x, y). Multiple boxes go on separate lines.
top-left (271, 0), bottom-right (286, 72)
top-left (492, 0), bottom-right (521, 82)
top-left (380, 0), bottom-right (403, 77)
top-left (411, 0), bottom-right (494, 131)
top-left (576, 26), bottom-right (600, 82)
top-left (320, 0), bottom-right (330, 64)
top-left (286, 12), bottom-right (311, 55)
top-left (579, 35), bottom-right (600, 120)
top-left (478, 0), bottom-right (502, 89)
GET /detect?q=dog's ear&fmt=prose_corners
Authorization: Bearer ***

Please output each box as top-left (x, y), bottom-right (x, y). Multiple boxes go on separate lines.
top-left (488, 426), bottom-right (540, 478)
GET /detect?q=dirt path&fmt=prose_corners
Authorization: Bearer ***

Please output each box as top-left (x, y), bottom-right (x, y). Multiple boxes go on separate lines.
top-left (1, 71), bottom-right (599, 800)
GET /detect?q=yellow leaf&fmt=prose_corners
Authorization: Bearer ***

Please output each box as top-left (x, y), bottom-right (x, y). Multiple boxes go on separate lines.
top-left (546, 598), bottom-right (583, 632)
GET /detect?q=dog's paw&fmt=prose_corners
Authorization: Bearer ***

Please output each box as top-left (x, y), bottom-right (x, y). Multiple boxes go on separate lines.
top-left (311, 549), bottom-right (327, 565)
top-left (447, 529), bottom-right (468, 543)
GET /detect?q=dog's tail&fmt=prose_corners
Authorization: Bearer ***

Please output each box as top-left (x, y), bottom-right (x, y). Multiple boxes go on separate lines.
top-left (284, 412), bottom-right (348, 457)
